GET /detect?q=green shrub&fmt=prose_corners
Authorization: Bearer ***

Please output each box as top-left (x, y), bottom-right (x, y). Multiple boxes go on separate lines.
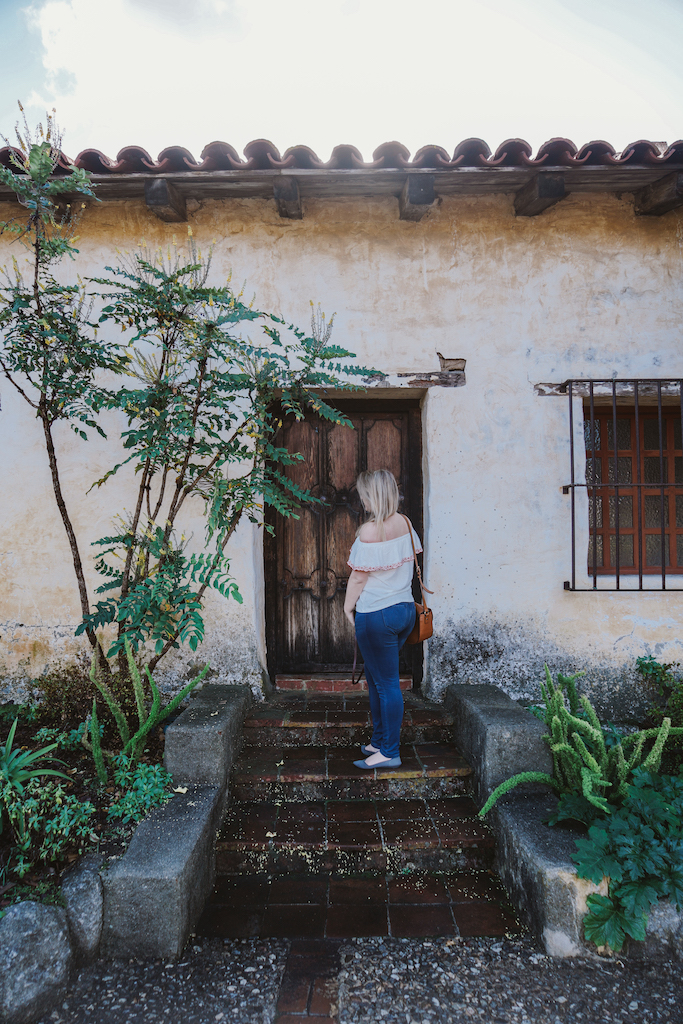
top-left (1, 778), bottom-right (96, 877)
top-left (0, 703), bottom-right (39, 726)
top-left (107, 756), bottom-right (173, 824)
top-left (29, 663), bottom-right (97, 726)
top-left (573, 769), bottom-right (683, 952)
top-left (33, 721), bottom-right (103, 752)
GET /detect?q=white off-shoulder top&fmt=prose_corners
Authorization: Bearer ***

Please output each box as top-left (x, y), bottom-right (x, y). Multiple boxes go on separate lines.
top-left (347, 526), bottom-right (423, 614)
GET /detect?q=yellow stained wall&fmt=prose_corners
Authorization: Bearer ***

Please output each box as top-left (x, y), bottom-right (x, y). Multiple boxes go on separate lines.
top-left (1, 190), bottom-right (682, 713)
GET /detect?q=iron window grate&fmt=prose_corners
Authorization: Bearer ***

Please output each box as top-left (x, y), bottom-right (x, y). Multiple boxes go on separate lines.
top-left (562, 379), bottom-right (683, 591)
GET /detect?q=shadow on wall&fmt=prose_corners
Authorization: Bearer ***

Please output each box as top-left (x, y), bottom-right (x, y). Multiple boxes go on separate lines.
top-left (427, 615), bottom-right (659, 723)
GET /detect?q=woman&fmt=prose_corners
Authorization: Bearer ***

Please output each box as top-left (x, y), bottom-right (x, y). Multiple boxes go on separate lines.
top-left (344, 469), bottom-right (421, 769)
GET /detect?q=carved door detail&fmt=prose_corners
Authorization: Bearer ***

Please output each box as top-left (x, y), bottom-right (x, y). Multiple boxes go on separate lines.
top-left (265, 402), bottom-right (423, 676)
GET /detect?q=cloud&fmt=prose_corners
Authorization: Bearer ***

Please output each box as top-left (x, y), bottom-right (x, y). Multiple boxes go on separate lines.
top-left (15, 0), bottom-right (683, 160)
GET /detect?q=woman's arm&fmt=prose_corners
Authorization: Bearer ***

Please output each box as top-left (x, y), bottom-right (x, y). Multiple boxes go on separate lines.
top-left (344, 569), bottom-right (369, 625)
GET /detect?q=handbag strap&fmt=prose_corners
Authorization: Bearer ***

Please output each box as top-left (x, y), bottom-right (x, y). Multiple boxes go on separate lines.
top-left (400, 515), bottom-right (433, 609)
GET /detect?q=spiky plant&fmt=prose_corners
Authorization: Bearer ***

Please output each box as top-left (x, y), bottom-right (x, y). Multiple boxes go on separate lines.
top-left (479, 666), bottom-right (683, 818)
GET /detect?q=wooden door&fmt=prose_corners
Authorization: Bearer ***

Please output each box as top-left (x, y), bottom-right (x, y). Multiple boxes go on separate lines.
top-left (265, 400), bottom-right (423, 677)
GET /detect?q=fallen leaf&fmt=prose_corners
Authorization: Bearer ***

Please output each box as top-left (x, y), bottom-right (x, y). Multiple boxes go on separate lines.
top-left (173, 786), bottom-right (188, 794)
top-left (265, 832), bottom-right (277, 838)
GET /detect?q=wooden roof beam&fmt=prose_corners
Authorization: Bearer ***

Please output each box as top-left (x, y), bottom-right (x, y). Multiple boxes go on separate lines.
top-left (399, 174), bottom-right (436, 221)
top-left (144, 178), bottom-right (187, 222)
top-left (274, 176), bottom-right (303, 219)
top-left (634, 172), bottom-right (683, 216)
top-left (514, 172), bottom-right (567, 217)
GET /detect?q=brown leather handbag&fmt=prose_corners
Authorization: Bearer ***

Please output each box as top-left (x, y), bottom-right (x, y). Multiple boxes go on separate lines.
top-left (401, 515), bottom-right (434, 644)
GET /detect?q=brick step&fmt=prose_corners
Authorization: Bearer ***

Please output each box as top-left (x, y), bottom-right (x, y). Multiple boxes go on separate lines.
top-left (198, 867), bottom-right (520, 940)
top-left (231, 743), bottom-right (472, 803)
top-left (244, 706), bottom-right (453, 748)
top-left (276, 674), bottom-right (413, 693)
top-left (216, 795), bottom-right (492, 875)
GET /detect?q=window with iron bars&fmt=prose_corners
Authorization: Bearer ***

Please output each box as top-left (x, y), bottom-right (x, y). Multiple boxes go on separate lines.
top-left (563, 379), bottom-right (683, 591)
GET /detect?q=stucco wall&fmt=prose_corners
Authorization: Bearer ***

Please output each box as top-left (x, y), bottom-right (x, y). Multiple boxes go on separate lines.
top-left (1, 190), bottom-right (682, 714)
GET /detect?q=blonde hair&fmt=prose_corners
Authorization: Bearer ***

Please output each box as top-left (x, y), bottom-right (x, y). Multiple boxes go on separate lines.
top-left (356, 470), bottom-right (400, 540)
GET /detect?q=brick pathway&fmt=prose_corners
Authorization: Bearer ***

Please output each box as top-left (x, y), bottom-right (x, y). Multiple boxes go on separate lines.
top-left (274, 939), bottom-right (341, 1024)
top-left (197, 686), bottom-right (522, 1019)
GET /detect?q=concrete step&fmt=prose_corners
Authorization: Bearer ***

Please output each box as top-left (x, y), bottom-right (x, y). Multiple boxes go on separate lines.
top-left (231, 742), bottom-right (473, 803)
top-left (216, 796), bottom-right (494, 876)
top-left (244, 705), bottom-right (453, 748)
top-left (275, 674), bottom-right (413, 693)
top-left (198, 868), bottom-right (520, 939)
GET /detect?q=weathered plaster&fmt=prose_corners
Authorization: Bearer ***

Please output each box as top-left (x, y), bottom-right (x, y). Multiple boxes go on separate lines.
top-left (429, 613), bottom-right (666, 721)
top-left (1, 191), bottom-right (682, 706)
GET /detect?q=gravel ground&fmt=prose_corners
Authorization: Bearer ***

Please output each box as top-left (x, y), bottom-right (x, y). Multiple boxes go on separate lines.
top-left (34, 934), bottom-right (682, 1024)
top-left (338, 936), bottom-right (683, 1024)
top-left (37, 939), bottom-right (288, 1024)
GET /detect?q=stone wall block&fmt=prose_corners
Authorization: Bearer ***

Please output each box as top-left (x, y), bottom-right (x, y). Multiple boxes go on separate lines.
top-left (61, 854), bottom-right (104, 962)
top-left (100, 784), bottom-right (221, 959)
top-left (445, 683), bottom-right (552, 804)
top-left (492, 793), bottom-right (608, 956)
top-left (163, 684), bottom-right (252, 788)
top-left (0, 902), bottom-right (72, 1024)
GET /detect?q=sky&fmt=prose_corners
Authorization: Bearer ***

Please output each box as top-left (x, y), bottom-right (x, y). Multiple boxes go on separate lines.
top-left (0, 0), bottom-right (682, 163)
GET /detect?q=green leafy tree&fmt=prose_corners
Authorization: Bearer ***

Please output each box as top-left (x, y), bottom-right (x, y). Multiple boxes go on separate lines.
top-left (79, 241), bottom-right (374, 669)
top-left (1, 109), bottom-right (376, 685)
top-left (0, 106), bottom-right (127, 647)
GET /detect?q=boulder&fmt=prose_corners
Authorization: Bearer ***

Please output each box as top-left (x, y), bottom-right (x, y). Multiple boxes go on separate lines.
top-left (0, 901), bottom-right (72, 1024)
top-left (61, 854), bottom-right (104, 961)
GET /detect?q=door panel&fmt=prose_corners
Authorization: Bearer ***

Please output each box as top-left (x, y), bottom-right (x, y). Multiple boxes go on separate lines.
top-left (366, 418), bottom-right (404, 479)
top-left (328, 421), bottom-right (359, 490)
top-left (265, 401), bottom-right (423, 676)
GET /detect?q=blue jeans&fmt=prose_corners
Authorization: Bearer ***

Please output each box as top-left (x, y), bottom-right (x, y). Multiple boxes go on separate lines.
top-left (354, 601), bottom-right (416, 759)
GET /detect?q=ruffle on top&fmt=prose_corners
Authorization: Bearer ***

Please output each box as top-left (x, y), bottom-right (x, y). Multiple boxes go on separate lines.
top-left (347, 529), bottom-right (422, 572)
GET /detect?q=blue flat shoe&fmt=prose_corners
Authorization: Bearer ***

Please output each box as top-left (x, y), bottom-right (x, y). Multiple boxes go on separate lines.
top-left (360, 745), bottom-right (379, 756)
top-left (353, 756), bottom-right (402, 769)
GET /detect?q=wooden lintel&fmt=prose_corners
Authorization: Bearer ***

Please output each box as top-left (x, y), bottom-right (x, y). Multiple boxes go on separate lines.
top-left (397, 370), bottom-right (466, 387)
top-left (144, 178), bottom-right (187, 222)
top-left (634, 172), bottom-right (683, 216)
top-left (514, 172), bottom-right (566, 217)
top-left (273, 177), bottom-right (302, 219)
top-left (399, 174), bottom-right (436, 221)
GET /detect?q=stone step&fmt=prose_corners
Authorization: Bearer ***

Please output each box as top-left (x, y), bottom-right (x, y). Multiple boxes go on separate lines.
top-left (243, 705), bottom-right (453, 748)
top-left (197, 866), bottom-right (519, 939)
top-left (216, 796), bottom-right (494, 876)
top-left (231, 743), bottom-right (473, 803)
top-left (275, 674), bottom-right (413, 693)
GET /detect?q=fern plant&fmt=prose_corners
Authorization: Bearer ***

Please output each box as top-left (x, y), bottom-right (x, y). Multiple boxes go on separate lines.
top-left (479, 666), bottom-right (683, 818)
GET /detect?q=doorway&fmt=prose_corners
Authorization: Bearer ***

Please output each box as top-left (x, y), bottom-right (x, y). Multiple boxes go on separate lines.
top-left (264, 399), bottom-right (423, 680)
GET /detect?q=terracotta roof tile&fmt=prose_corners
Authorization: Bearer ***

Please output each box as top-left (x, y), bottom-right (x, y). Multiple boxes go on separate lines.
top-left (2, 137), bottom-right (681, 176)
